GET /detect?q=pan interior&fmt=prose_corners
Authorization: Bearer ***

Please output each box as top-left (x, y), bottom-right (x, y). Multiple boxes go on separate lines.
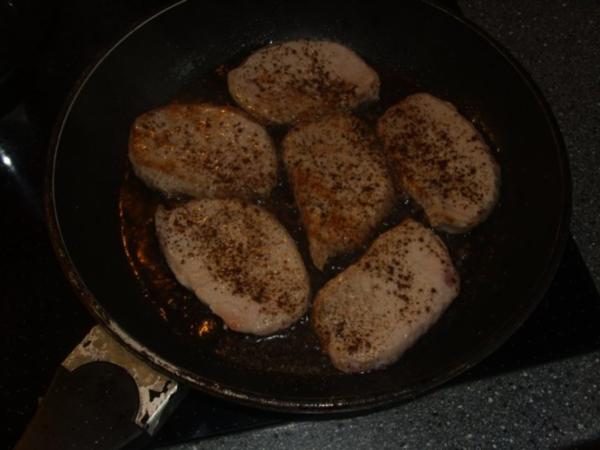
top-left (51, 1), bottom-right (569, 410)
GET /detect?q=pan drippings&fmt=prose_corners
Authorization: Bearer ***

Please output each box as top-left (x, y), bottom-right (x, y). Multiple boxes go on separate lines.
top-left (118, 57), bottom-right (501, 374)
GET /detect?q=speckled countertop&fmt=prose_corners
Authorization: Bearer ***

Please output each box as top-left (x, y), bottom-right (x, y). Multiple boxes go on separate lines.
top-left (166, 353), bottom-right (599, 449)
top-left (163, 1), bottom-right (600, 449)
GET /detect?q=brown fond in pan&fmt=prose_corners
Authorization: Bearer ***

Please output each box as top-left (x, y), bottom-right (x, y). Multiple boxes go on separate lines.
top-left (118, 59), bottom-right (503, 376)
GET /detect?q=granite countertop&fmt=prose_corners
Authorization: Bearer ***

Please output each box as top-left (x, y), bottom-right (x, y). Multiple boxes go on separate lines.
top-left (162, 1), bottom-right (600, 449)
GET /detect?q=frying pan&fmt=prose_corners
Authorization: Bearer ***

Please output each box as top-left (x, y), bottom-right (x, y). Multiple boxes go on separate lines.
top-left (17, 0), bottom-right (570, 448)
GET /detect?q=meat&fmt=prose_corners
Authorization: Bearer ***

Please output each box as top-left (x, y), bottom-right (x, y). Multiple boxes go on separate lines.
top-left (377, 93), bottom-right (500, 232)
top-left (155, 198), bottom-right (310, 336)
top-left (312, 218), bottom-right (459, 373)
top-left (129, 103), bottom-right (277, 200)
top-left (282, 115), bottom-right (395, 270)
top-left (228, 40), bottom-right (380, 124)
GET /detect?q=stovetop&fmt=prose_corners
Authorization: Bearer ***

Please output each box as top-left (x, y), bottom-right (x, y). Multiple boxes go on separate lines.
top-left (2, 1), bottom-right (599, 449)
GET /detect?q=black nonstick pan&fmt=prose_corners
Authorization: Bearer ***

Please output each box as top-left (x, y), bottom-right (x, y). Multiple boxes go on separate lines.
top-left (17, 0), bottom-right (570, 448)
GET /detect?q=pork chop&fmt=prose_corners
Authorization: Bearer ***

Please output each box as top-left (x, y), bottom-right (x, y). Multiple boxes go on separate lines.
top-left (228, 40), bottom-right (380, 124)
top-left (282, 115), bottom-right (395, 270)
top-left (313, 218), bottom-right (459, 373)
top-left (155, 198), bottom-right (310, 336)
top-left (377, 93), bottom-right (500, 232)
top-left (129, 103), bottom-right (277, 200)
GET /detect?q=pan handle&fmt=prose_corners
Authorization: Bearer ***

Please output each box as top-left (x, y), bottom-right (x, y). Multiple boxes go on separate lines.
top-left (14, 362), bottom-right (147, 450)
top-left (15, 326), bottom-right (182, 450)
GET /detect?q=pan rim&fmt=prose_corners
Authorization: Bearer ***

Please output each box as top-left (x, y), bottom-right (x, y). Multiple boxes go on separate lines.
top-left (45, 0), bottom-right (572, 413)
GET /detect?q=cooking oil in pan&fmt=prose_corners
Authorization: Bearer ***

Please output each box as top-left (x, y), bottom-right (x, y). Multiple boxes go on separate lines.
top-left (118, 56), bottom-right (502, 374)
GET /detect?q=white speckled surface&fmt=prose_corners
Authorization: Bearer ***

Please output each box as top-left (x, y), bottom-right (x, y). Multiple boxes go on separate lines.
top-left (160, 1), bottom-right (600, 449)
